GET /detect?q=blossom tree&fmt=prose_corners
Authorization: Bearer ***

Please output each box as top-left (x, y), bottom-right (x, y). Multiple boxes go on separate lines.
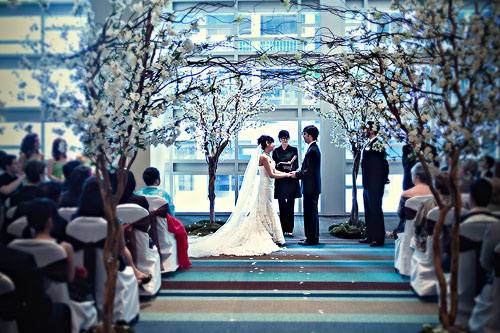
top-left (30, 1), bottom-right (208, 331)
top-left (315, 1), bottom-right (498, 327)
top-left (307, 76), bottom-right (380, 229)
top-left (269, 0), bottom-right (498, 328)
top-left (177, 73), bottom-right (271, 224)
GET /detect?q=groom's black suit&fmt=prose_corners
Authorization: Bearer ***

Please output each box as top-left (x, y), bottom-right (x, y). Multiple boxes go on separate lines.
top-left (296, 142), bottom-right (321, 244)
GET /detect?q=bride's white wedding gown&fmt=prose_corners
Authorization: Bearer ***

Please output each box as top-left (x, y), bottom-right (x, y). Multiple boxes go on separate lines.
top-left (188, 154), bottom-right (285, 257)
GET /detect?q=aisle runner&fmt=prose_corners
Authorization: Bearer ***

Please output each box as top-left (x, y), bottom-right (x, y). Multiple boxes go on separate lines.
top-left (135, 240), bottom-right (438, 333)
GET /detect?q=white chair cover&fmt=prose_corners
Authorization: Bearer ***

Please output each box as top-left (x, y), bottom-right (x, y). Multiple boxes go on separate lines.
top-left (456, 212), bottom-right (498, 327)
top-left (116, 204), bottom-right (161, 296)
top-left (483, 244), bottom-right (500, 332)
top-left (0, 272), bottom-right (18, 333)
top-left (66, 216), bottom-right (140, 323)
top-left (6, 217), bottom-right (29, 239)
top-left (469, 220), bottom-right (500, 332)
top-left (145, 196), bottom-right (179, 273)
top-left (394, 195), bottom-right (433, 276)
top-left (8, 239), bottom-right (97, 333)
top-left (58, 207), bottom-right (78, 222)
top-left (410, 207), bottom-right (438, 297)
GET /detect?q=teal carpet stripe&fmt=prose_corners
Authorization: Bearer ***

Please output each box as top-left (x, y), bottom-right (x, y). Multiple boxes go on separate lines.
top-left (163, 270), bottom-right (408, 282)
top-left (187, 259), bottom-right (394, 266)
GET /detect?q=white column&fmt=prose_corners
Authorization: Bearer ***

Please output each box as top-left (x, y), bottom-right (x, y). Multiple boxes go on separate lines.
top-left (319, 0), bottom-right (346, 215)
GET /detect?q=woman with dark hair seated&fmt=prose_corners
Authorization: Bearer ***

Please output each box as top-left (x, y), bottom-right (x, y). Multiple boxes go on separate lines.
top-left (60, 165), bottom-right (92, 207)
top-left (387, 163), bottom-right (433, 239)
top-left (74, 177), bottom-right (151, 284)
top-left (110, 171), bottom-right (149, 209)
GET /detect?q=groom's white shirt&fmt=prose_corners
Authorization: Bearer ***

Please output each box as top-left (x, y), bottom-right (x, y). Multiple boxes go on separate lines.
top-left (307, 140), bottom-right (317, 150)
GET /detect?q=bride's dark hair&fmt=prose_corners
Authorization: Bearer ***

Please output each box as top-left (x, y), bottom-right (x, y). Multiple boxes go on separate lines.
top-left (257, 135), bottom-right (274, 150)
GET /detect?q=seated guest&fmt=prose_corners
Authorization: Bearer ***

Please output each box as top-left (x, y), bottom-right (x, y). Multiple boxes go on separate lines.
top-left (0, 243), bottom-right (71, 333)
top-left (111, 171), bottom-right (149, 210)
top-left (136, 167), bottom-right (190, 270)
top-left (60, 165), bottom-right (91, 207)
top-left (0, 154), bottom-right (24, 204)
top-left (135, 167), bottom-right (175, 215)
top-left (27, 198), bottom-right (75, 282)
top-left (75, 177), bottom-right (151, 284)
top-left (47, 138), bottom-right (67, 183)
top-left (61, 160), bottom-right (82, 192)
top-left (488, 178), bottom-right (500, 213)
top-left (479, 155), bottom-right (495, 179)
top-left (459, 158), bottom-right (479, 193)
top-left (414, 172), bottom-right (450, 250)
top-left (18, 133), bottom-right (44, 170)
top-left (456, 179), bottom-right (498, 327)
top-left (38, 181), bottom-right (63, 206)
top-left (463, 179), bottom-right (496, 220)
top-left (31, 182), bottom-right (66, 241)
top-left (10, 160), bottom-right (45, 207)
top-left (387, 162), bottom-right (433, 238)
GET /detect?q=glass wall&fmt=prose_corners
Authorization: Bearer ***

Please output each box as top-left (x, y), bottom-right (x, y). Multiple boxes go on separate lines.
top-left (0, 1), bottom-right (83, 158)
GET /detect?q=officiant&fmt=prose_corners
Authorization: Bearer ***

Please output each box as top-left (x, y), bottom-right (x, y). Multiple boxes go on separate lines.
top-left (272, 130), bottom-right (301, 237)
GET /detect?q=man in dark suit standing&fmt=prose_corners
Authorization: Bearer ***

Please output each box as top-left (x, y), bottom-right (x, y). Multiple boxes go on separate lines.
top-left (360, 121), bottom-right (389, 247)
top-left (273, 130), bottom-right (301, 237)
top-left (292, 125), bottom-right (321, 246)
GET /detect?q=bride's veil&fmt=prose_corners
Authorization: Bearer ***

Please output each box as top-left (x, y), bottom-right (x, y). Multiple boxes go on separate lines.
top-left (188, 146), bottom-right (262, 256)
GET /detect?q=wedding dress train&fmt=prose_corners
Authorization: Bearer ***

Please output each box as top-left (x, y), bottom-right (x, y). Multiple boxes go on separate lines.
top-left (188, 148), bottom-right (285, 257)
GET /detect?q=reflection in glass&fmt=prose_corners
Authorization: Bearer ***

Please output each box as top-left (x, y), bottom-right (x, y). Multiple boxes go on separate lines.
top-left (174, 175), bottom-right (236, 212)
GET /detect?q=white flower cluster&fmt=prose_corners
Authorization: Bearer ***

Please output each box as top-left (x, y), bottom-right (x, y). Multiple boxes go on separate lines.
top-left (35, 0), bottom-right (200, 169)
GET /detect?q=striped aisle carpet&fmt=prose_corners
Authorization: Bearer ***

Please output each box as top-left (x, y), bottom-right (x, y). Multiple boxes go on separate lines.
top-left (134, 238), bottom-right (438, 333)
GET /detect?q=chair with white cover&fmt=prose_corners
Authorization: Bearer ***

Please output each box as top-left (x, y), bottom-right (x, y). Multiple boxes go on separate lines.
top-left (144, 196), bottom-right (179, 273)
top-left (455, 212), bottom-right (498, 328)
top-left (410, 206), bottom-right (440, 297)
top-left (483, 244), bottom-right (500, 332)
top-left (394, 195), bottom-right (433, 276)
top-left (0, 272), bottom-right (18, 333)
top-left (65, 216), bottom-right (140, 323)
top-left (6, 217), bottom-right (31, 241)
top-left (58, 207), bottom-right (78, 223)
top-left (116, 204), bottom-right (161, 296)
top-left (5, 206), bottom-right (17, 220)
top-left (8, 239), bottom-right (97, 333)
top-left (468, 220), bottom-right (500, 332)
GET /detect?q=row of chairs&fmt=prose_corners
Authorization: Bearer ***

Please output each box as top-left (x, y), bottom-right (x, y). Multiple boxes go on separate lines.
top-left (394, 194), bottom-right (500, 331)
top-left (4, 196), bottom-right (179, 332)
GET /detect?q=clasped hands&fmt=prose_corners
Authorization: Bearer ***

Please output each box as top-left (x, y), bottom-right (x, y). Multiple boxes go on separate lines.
top-left (287, 171), bottom-right (297, 178)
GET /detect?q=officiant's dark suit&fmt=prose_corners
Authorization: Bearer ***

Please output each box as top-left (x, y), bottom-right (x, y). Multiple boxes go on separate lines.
top-left (272, 131), bottom-right (301, 235)
top-left (361, 124), bottom-right (389, 247)
top-left (295, 125), bottom-right (321, 245)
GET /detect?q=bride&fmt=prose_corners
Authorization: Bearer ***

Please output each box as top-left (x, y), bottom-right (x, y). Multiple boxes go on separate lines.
top-left (188, 135), bottom-right (292, 257)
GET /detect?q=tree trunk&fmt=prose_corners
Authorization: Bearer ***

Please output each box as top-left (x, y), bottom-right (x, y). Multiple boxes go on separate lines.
top-left (349, 149), bottom-right (361, 227)
top-left (431, 148), bottom-right (461, 329)
top-left (95, 156), bottom-right (128, 333)
top-left (101, 197), bottom-right (120, 333)
top-left (432, 204), bottom-right (452, 328)
top-left (208, 157), bottom-right (217, 224)
top-left (448, 149), bottom-right (461, 326)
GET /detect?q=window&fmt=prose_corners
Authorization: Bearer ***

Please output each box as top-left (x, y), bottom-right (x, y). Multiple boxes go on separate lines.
top-left (0, 3), bottom-right (85, 158)
top-left (177, 175), bottom-right (194, 191)
top-left (238, 121), bottom-right (299, 158)
top-left (173, 175), bottom-right (236, 212)
top-left (238, 15), bottom-right (252, 35)
top-left (261, 15), bottom-right (297, 35)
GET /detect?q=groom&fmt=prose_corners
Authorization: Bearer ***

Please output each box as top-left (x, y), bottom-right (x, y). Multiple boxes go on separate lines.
top-left (291, 125), bottom-right (321, 246)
